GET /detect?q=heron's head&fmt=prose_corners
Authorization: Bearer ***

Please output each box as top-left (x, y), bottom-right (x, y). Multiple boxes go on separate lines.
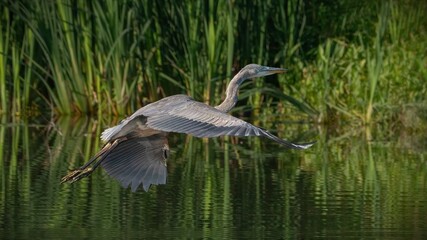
top-left (240, 64), bottom-right (287, 79)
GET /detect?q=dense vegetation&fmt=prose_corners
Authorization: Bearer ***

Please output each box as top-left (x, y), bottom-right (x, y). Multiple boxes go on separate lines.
top-left (1, 3), bottom-right (426, 236)
top-left (1, 0), bottom-right (426, 124)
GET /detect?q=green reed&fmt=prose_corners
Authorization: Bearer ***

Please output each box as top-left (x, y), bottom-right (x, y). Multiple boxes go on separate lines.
top-left (91, 0), bottom-right (138, 115)
top-left (1, 0), bottom-right (426, 124)
top-left (0, 7), bottom-right (9, 115)
top-left (292, 0), bottom-right (426, 124)
top-left (0, 4), bottom-right (37, 117)
top-left (364, 2), bottom-right (387, 124)
top-left (153, 0), bottom-right (233, 104)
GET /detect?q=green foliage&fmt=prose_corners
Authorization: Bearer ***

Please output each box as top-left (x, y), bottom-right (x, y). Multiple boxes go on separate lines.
top-left (0, 0), bottom-right (426, 124)
top-left (294, 0), bottom-right (427, 124)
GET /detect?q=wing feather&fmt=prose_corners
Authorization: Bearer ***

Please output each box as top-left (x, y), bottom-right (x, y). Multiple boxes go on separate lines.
top-left (102, 95), bottom-right (314, 149)
top-left (101, 134), bottom-right (168, 191)
top-left (148, 96), bottom-right (312, 149)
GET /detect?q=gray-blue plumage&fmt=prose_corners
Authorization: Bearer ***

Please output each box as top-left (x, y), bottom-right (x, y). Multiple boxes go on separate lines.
top-left (61, 64), bottom-right (314, 192)
top-left (101, 94), bottom-right (311, 149)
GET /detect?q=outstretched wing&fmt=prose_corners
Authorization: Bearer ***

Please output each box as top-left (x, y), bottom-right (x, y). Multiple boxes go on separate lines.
top-left (140, 95), bottom-right (313, 149)
top-left (100, 133), bottom-right (169, 192)
top-left (101, 95), bottom-right (313, 149)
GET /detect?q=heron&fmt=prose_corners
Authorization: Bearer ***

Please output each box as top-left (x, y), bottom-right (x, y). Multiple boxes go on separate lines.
top-left (61, 64), bottom-right (314, 191)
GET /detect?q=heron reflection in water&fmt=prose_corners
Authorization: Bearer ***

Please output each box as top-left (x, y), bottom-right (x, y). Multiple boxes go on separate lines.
top-left (61, 64), bottom-right (314, 191)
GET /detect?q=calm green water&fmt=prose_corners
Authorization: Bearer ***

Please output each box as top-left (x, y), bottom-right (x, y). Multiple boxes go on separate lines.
top-left (0, 117), bottom-right (426, 239)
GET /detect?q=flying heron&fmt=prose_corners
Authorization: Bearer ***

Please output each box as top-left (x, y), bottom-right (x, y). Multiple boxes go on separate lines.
top-left (61, 64), bottom-right (314, 191)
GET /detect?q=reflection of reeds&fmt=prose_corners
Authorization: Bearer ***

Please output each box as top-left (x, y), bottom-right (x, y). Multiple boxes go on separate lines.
top-left (0, 117), bottom-right (427, 237)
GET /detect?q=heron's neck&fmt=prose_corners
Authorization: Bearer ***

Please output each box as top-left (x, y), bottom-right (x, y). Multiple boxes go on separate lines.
top-left (215, 71), bottom-right (247, 112)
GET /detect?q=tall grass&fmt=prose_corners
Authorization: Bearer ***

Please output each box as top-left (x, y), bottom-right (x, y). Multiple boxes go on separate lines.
top-left (291, 0), bottom-right (426, 124)
top-left (0, 0), bottom-right (426, 124)
top-left (0, 5), bottom-right (35, 116)
top-left (0, 7), bottom-right (10, 115)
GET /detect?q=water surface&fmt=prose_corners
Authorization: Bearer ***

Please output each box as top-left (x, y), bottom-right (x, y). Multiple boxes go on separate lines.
top-left (0, 117), bottom-right (426, 239)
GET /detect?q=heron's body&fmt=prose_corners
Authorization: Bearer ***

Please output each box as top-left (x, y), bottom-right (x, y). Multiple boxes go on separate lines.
top-left (61, 64), bottom-right (314, 191)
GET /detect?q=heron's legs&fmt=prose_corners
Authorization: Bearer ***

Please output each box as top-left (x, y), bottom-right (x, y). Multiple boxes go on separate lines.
top-left (79, 141), bottom-right (114, 170)
top-left (61, 138), bottom-right (125, 184)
